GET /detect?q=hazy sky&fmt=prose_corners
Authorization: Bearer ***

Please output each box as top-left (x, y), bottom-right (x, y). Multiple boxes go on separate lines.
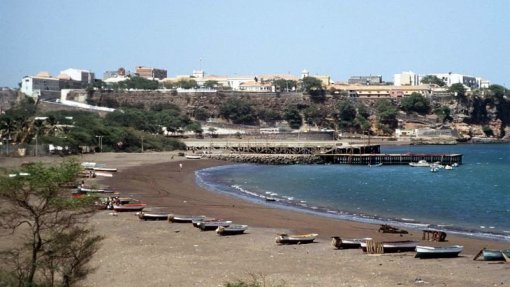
top-left (1, 0), bottom-right (509, 87)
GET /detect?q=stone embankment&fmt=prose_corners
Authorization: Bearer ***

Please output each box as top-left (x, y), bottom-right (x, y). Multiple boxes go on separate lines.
top-left (205, 153), bottom-right (323, 165)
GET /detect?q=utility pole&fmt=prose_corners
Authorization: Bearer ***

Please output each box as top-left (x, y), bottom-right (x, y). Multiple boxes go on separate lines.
top-left (95, 135), bottom-right (104, 152)
top-left (141, 136), bottom-right (144, 153)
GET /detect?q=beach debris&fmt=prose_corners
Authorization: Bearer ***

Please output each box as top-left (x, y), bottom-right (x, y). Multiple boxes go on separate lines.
top-left (378, 224), bottom-right (408, 234)
top-left (108, 212), bottom-right (118, 216)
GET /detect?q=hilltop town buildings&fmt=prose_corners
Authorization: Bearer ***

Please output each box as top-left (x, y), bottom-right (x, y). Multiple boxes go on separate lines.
top-left (394, 71), bottom-right (489, 89)
top-left (135, 66), bottom-right (167, 80)
top-left (21, 69), bottom-right (95, 99)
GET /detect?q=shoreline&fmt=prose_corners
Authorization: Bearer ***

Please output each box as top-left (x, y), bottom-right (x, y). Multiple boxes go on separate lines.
top-left (94, 155), bottom-right (507, 255)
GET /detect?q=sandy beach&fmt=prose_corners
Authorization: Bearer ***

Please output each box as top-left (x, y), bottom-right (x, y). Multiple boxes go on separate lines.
top-left (2, 152), bottom-right (510, 286)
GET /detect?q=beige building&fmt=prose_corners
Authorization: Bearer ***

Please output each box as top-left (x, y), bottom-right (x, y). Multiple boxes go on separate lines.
top-left (330, 84), bottom-right (432, 98)
top-left (136, 66), bottom-right (167, 80)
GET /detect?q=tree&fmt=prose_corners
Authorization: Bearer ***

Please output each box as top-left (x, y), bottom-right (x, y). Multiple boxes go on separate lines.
top-left (176, 79), bottom-right (198, 89)
top-left (301, 77), bottom-right (325, 103)
top-left (375, 99), bottom-right (398, 133)
top-left (303, 105), bottom-right (327, 127)
top-left (434, 105), bottom-right (452, 123)
top-left (336, 100), bottom-right (357, 130)
top-left (400, 92), bottom-right (430, 114)
top-left (273, 79), bottom-right (297, 92)
top-left (448, 83), bottom-right (467, 98)
top-left (284, 105), bottom-right (302, 129)
top-left (219, 98), bottom-right (258, 125)
top-left (0, 160), bottom-right (102, 286)
top-left (203, 80), bottom-right (219, 89)
top-left (420, 75), bottom-right (446, 87)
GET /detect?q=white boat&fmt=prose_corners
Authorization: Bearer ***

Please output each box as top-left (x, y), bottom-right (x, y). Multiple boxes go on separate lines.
top-left (360, 240), bottom-right (418, 253)
top-left (409, 160), bottom-right (430, 167)
top-left (112, 203), bottom-right (146, 212)
top-left (78, 187), bottom-right (113, 193)
top-left (185, 155), bottom-right (202, 160)
top-left (276, 233), bottom-right (318, 244)
top-left (444, 165), bottom-right (453, 170)
top-left (197, 220), bottom-right (232, 231)
top-left (93, 167), bottom-right (118, 172)
top-left (331, 237), bottom-right (372, 249)
top-left (94, 171), bottom-right (113, 177)
top-left (138, 212), bottom-right (169, 221)
top-left (169, 214), bottom-right (206, 223)
top-left (415, 245), bottom-right (463, 258)
top-left (216, 224), bottom-right (248, 235)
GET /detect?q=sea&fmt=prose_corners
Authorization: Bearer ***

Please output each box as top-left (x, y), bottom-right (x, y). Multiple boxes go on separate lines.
top-left (195, 143), bottom-right (510, 242)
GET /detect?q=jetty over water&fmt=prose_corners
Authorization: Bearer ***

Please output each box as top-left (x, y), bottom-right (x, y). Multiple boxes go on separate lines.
top-left (183, 140), bottom-right (462, 165)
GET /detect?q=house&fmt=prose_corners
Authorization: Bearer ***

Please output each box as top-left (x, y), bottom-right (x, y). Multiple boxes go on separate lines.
top-left (135, 66), bottom-right (167, 80)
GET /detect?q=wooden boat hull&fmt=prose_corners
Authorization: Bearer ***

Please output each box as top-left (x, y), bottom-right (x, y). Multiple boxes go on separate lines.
top-left (276, 233), bottom-right (318, 245)
top-left (216, 224), bottom-right (248, 235)
top-left (93, 167), bottom-right (118, 172)
top-left (198, 221), bottom-right (232, 231)
top-left (113, 204), bottom-right (146, 212)
top-left (185, 155), bottom-right (202, 160)
top-left (169, 215), bottom-right (206, 223)
top-left (415, 245), bottom-right (463, 258)
top-left (360, 240), bottom-right (418, 253)
top-left (138, 212), bottom-right (169, 221)
top-left (331, 237), bottom-right (372, 249)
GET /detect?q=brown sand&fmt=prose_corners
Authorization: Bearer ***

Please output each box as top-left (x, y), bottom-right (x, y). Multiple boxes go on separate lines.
top-left (2, 152), bottom-right (510, 286)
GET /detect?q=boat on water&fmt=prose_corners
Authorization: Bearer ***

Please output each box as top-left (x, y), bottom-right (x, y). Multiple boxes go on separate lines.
top-left (368, 163), bottom-right (383, 167)
top-left (185, 155), bottom-right (202, 160)
top-left (331, 237), bottom-right (372, 249)
top-left (112, 203), bottom-right (146, 212)
top-left (216, 224), bottom-right (248, 235)
top-left (444, 165), bottom-right (453, 170)
top-left (197, 220), bottom-right (232, 231)
top-left (276, 233), bottom-right (318, 245)
top-left (409, 160), bottom-right (430, 167)
top-left (360, 240), bottom-right (418, 253)
top-left (138, 212), bottom-right (169, 221)
top-left (482, 249), bottom-right (510, 261)
top-left (169, 214), bottom-right (206, 223)
top-left (415, 245), bottom-right (463, 258)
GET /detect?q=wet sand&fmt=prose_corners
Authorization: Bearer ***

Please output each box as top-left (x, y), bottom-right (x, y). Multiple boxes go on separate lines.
top-left (3, 152), bottom-right (510, 286)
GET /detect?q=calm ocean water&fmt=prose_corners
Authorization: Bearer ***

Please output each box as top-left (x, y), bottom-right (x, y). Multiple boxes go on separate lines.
top-left (195, 143), bottom-right (510, 241)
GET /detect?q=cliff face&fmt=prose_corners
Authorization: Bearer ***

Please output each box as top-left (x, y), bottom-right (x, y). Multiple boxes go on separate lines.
top-left (86, 91), bottom-right (509, 138)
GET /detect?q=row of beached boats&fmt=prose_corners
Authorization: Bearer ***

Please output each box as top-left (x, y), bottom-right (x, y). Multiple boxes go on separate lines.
top-left (136, 212), bottom-right (249, 236)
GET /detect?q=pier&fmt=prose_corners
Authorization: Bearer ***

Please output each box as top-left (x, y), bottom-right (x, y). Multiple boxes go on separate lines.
top-left (184, 140), bottom-right (463, 165)
top-left (317, 153), bottom-right (462, 165)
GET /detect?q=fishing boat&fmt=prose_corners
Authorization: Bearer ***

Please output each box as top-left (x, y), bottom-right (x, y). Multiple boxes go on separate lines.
top-left (94, 171), bottom-right (113, 177)
top-left (331, 237), bottom-right (372, 249)
top-left (415, 245), bottom-right (464, 258)
top-left (138, 212), bottom-right (169, 221)
top-left (192, 217), bottom-right (216, 227)
top-left (216, 224), bottom-right (248, 235)
top-left (482, 249), bottom-right (510, 261)
top-left (112, 203), bottom-right (146, 212)
top-left (197, 220), bottom-right (232, 231)
top-left (360, 240), bottom-right (418, 253)
top-left (409, 160), bottom-right (430, 167)
top-left (93, 167), bottom-right (118, 172)
top-left (276, 233), bottom-right (318, 245)
top-left (168, 214), bottom-right (206, 223)
top-left (78, 187), bottom-right (113, 194)
top-left (185, 155), bottom-right (202, 160)
top-left (368, 163), bottom-right (383, 167)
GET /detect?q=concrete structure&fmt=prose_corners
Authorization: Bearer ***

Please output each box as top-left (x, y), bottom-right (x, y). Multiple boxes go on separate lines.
top-left (394, 71), bottom-right (420, 86)
top-left (348, 75), bottom-right (383, 85)
top-left (20, 72), bottom-right (60, 97)
top-left (135, 66), bottom-right (167, 80)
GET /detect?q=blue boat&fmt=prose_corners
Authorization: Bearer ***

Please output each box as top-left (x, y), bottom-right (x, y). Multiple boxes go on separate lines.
top-left (482, 249), bottom-right (510, 261)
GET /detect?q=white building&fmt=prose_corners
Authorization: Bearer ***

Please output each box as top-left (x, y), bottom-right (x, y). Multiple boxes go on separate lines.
top-left (20, 72), bottom-right (60, 97)
top-left (60, 68), bottom-right (95, 85)
top-left (394, 71), bottom-right (420, 86)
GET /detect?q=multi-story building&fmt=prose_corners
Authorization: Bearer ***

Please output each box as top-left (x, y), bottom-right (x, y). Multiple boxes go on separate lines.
top-left (21, 72), bottom-right (60, 97)
top-left (348, 75), bottom-right (383, 85)
top-left (394, 71), bottom-right (420, 86)
top-left (330, 84), bottom-right (432, 98)
top-left (239, 81), bottom-right (274, 92)
top-left (135, 66), bottom-right (167, 80)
